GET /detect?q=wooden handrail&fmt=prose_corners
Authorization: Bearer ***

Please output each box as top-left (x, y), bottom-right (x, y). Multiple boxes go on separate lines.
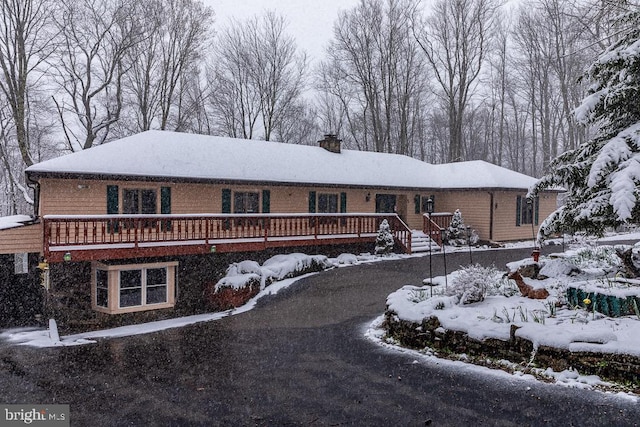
top-left (423, 213), bottom-right (454, 246)
top-left (42, 213), bottom-right (413, 258)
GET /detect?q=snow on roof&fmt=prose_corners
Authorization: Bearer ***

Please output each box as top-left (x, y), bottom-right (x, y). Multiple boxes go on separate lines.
top-left (430, 160), bottom-right (538, 189)
top-left (0, 215), bottom-right (34, 230)
top-left (26, 130), bottom-right (538, 190)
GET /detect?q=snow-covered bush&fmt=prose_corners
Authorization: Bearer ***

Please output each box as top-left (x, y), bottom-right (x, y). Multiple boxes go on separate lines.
top-left (335, 253), bottom-right (359, 265)
top-left (261, 253), bottom-right (333, 281)
top-left (214, 253), bottom-right (333, 294)
top-left (445, 264), bottom-right (503, 304)
top-left (375, 219), bottom-right (395, 254)
top-left (214, 273), bottom-right (261, 292)
top-left (564, 246), bottom-right (620, 272)
top-left (225, 260), bottom-right (262, 277)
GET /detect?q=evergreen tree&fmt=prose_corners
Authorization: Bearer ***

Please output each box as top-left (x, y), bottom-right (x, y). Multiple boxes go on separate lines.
top-left (375, 219), bottom-right (395, 255)
top-left (445, 209), bottom-right (467, 246)
top-left (532, 8), bottom-right (640, 238)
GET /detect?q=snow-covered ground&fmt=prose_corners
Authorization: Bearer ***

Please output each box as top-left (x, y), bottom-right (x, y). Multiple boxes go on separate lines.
top-left (3, 232), bottom-right (640, 398)
top-left (0, 251), bottom-right (385, 348)
top-left (385, 243), bottom-right (640, 357)
top-left (378, 235), bottom-right (640, 398)
top-left (3, 233), bottom-right (638, 349)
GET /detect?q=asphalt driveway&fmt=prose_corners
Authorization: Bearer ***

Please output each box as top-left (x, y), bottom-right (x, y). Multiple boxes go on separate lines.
top-left (1, 247), bottom-right (639, 426)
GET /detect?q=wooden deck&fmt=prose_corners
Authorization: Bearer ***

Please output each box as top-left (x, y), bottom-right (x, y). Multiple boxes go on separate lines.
top-left (43, 213), bottom-right (413, 262)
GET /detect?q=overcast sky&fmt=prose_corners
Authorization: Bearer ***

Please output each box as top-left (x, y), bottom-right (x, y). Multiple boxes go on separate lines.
top-left (204, 0), bottom-right (361, 62)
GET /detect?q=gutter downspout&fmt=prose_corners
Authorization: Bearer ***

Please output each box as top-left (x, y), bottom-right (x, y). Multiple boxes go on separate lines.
top-left (25, 171), bottom-right (40, 220)
top-left (489, 192), bottom-right (494, 241)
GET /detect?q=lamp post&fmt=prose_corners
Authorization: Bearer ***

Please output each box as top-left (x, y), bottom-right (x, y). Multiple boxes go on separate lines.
top-left (528, 198), bottom-right (540, 262)
top-left (426, 197), bottom-right (434, 296)
top-left (441, 228), bottom-right (448, 291)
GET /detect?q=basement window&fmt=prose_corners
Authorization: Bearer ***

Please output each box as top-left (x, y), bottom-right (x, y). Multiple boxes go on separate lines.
top-left (92, 261), bottom-right (177, 314)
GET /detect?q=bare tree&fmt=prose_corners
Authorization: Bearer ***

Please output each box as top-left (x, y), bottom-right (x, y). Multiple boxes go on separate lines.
top-left (0, 106), bottom-right (35, 214)
top-left (318, 0), bottom-right (429, 155)
top-left (0, 0), bottom-right (54, 167)
top-left (415, 0), bottom-right (498, 162)
top-left (273, 100), bottom-right (320, 145)
top-left (50, 0), bottom-right (143, 151)
top-left (207, 20), bottom-right (262, 139)
top-left (505, 0), bottom-right (592, 175)
top-left (248, 12), bottom-right (307, 141)
top-left (208, 12), bottom-right (307, 142)
top-left (124, 0), bottom-right (212, 132)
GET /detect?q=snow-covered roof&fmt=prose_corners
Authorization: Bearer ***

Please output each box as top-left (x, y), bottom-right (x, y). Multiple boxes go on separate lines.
top-left (26, 130), bottom-right (538, 190)
top-left (0, 215), bottom-right (35, 230)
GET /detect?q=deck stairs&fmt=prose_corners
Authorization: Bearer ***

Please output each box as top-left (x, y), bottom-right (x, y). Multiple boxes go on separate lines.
top-left (410, 230), bottom-right (440, 253)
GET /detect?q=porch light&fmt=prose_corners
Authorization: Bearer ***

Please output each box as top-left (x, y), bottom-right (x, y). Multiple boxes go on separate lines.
top-left (63, 252), bottom-right (72, 262)
top-left (210, 245), bottom-right (217, 253)
top-left (425, 197), bottom-right (434, 214)
top-left (365, 193), bottom-right (371, 202)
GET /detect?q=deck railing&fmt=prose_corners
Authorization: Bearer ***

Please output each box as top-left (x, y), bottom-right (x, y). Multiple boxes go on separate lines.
top-left (423, 213), bottom-right (454, 246)
top-left (43, 213), bottom-right (412, 262)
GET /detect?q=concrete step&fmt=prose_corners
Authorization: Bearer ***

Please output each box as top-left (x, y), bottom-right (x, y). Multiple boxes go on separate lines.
top-left (410, 230), bottom-right (440, 252)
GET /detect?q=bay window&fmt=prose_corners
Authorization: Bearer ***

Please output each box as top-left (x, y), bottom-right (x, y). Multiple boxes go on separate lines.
top-left (92, 261), bottom-right (177, 314)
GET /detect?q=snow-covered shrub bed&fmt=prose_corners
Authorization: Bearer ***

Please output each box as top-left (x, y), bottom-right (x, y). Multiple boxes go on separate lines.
top-left (214, 253), bottom-right (334, 293)
top-left (383, 245), bottom-right (640, 381)
top-left (551, 245), bottom-right (620, 274)
top-left (206, 253), bottom-right (334, 310)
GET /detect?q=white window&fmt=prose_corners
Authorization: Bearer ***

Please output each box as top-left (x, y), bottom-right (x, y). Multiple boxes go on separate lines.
top-left (92, 261), bottom-right (177, 314)
top-left (14, 253), bottom-right (28, 275)
top-left (96, 269), bottom-right (109, 308)
top-left (119, 267), bottom-right (169, 308)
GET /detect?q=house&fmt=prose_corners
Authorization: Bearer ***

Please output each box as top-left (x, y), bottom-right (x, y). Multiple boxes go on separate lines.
top-left (0, 131), bottom-right (557, 325)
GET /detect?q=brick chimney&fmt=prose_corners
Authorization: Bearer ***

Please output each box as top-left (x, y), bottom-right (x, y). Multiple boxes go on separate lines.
top-left (318, 134), bottom-right (341, 153)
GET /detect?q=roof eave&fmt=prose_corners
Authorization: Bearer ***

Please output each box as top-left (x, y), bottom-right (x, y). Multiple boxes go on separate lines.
top-left (26, 171), bottom-right (556, 193)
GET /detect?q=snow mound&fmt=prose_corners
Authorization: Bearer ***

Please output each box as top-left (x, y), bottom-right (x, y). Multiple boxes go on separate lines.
top-left (215, 253), bottom-right (333, 293)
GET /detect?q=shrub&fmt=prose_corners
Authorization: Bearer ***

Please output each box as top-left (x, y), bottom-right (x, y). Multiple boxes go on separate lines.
top-left (444, 210), bottom-right (479, 246)
top-left (375, 219), bottom-right (395, 254)
top-left (446, 264), bottom-right (502, 304)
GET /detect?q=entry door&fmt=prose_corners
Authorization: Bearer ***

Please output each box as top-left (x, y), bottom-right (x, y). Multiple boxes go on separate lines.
top-left (375, 194), bottom-right (397, 213)
top-left (396, 194), bottom-right (408, 222)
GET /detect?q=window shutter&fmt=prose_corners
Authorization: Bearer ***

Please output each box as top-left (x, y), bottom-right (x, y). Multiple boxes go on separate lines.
top-left (107, 185), bottom-right (119, 214)
top-left (308, 191), bottom-right (316, 213)
top-left (516, 195), bottom-right (522, 226)
top-left (534, 196), bottom-right (539, 225)
top-left (222, 189), bottom-right (232, 213)
top-left (340, 192), bottom-right (347, 213)
top-left (107, 185), bottom-right (119, 233)
top-left (161, 187), bottom-right (172, 231)
top-left (160, 187), bottom-right (171, 214)
top-left (262, 190), bottom-right (271, 213)
top-left (414, 195), bottom-right (421, 214)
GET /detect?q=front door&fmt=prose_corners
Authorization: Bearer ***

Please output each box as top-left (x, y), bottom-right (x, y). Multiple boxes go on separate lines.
top-left (396, 194), bottom-right (407, 222)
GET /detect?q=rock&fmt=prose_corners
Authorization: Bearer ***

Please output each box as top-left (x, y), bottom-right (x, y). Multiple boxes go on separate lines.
top-left (517, 262), bottom-right (540, 279)
top-left (537, 259), bottom-right (581, 280)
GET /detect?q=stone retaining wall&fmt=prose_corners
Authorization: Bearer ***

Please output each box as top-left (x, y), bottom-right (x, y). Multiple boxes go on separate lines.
top-left (384, 311), bottom-right (640, 388)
